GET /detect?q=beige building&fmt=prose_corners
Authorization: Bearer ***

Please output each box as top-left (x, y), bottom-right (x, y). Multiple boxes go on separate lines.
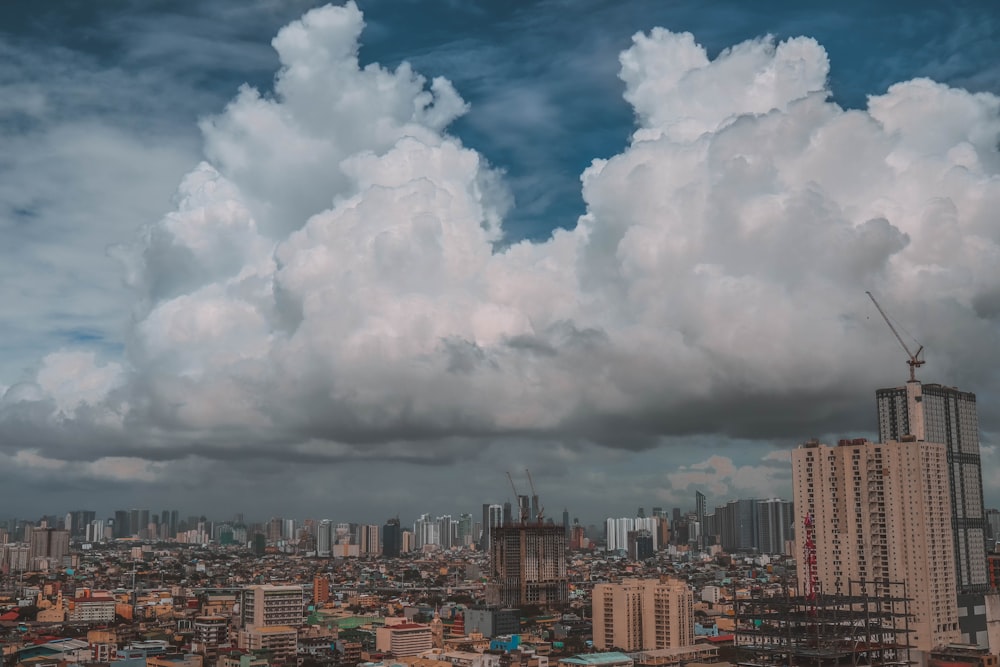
top-left (375, 623), bottom-right (434, 656)
top-left (240, 585), bottom-right (303, 628)
top-left (592, 578), bottom-right (694, 651)
top-left (792, 438), bottom-right (960, 652)
top-left (238, 626), bottom-right (297, 662)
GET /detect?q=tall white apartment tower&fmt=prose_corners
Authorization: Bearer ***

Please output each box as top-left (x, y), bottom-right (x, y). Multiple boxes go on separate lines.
top-left (791, 438), bottom-right (960, 653)
top-left (876, 381), bottom-right (988, 594)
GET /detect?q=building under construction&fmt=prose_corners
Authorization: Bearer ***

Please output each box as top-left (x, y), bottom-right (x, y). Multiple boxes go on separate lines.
top-left (734, 581), bottom-right (913, 667)
top-left (486, 471), bottom-right (568, 609)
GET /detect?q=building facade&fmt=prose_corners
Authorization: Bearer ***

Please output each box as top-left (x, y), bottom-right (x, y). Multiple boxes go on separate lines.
top-left (375, 623), bottom-right (433, 656)
top-left (240, 585), bottom-right (304, 629)
top-left (876, 382), bottom-right (988, 594)
top-left (791, 438), bottom-right (960, 652)
top-left (591, 578), bottom-right (694, 651)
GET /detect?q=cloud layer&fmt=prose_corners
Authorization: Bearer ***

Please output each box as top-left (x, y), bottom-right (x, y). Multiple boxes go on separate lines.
top-left (4, 2), bottom-right (1000, 501)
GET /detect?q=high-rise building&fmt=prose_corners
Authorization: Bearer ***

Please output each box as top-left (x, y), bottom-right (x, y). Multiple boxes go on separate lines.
top-left (756, 498), bottom-right (794, 555)
top-left (606, 517), bottom-right (659, 553)
top-left (712, 499), bottom-right (759, 552)
top-left (694, 492), bottom-right (706, 550)
top-left (487, 523), bottom-right (567, 608)
top-left (316, 520), bottom-right (333, 557)
top-left (480, 504), bottom-right (503, 551)
top-left (592, 578), bottom-right (694, 651)
top-left (876, 381), bottom-right (988, 594)
top-left (792, 438), bottom-right (960, 652)
top-left (28, 527), bottom-right (70, 569)
top-left (382, 518), bottom-right (402, 558)
top-left (361, 524), bottom-right (380, 555)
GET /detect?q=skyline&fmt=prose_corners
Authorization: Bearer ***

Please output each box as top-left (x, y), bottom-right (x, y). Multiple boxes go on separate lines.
top-left (2, 1), bottom-right (1000, 520)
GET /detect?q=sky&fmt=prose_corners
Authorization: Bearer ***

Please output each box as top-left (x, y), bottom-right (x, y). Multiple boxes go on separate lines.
top-left (2, 0), bottom-right (1000, 527)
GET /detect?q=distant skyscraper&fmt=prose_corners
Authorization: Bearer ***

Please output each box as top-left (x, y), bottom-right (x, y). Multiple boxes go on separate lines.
top-left (317, 520), bottom-right (333, 557)
top-left (562, 509), bottom-right (570, 542)
top-left (481, 504), bottom-right (503, 550)
top-left (876, 381), bottom-right (988, 595)
top-left (712, 499), bottom-right (759, 552)
top-left (382, 518), bottom-right (402, 558)
top-left (757, 498), bottom-right (794, 555)
top-left (792, 438), bottom-right (959, 652)
top-left (694, 491), bottom-right (706, 550)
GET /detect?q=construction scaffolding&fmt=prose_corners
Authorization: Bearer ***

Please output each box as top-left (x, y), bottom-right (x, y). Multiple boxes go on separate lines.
top-left (734, 579), bottom-right (913, 667)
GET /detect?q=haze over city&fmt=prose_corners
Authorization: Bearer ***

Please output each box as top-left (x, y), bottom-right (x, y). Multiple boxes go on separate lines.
top-left (2, 0), bottom-right (1000, 523)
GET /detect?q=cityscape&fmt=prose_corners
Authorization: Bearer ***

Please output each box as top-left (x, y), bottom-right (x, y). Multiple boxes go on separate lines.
top-left (3, 4), bottom-right (1000, 667)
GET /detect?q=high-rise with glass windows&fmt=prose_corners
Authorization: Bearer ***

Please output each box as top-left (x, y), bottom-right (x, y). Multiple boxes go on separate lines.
top-left (876, 381), bottom-right (988, 594)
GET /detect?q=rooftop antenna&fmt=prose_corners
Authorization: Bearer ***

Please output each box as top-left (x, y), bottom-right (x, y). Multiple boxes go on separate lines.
top-left (866, 291), bottom-right (925, 382)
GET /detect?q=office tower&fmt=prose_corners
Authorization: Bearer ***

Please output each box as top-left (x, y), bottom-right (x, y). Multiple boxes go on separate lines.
top-left (627, 530), bottom-right (655, 560)
top-left (562, 509), bottom-right (570, 542)
top-left (70, 511), bottom-right (96, 538)
top-left (316, 520), bottom-right (333, 557)
top-left (876, 381), bottom-right (988, 594)
top-left (382, 518), bottom-right (402, 558)
top-left (282, 519), bottom-right (296, 542)
top-left (481, 504), bottom-right (503, 550)
top-left (456, 514), bottom-right (474, 547)
top-left (502, 502), bottom-right (512, 526)
top-left (712, 499), bottom-right (759, 552)
top-left (694, 492), bottom-right (706, 549)
top-left (592, 578), bottom-right (694, 651)
top-left (240, 584), bottom-right (304, 628)
top-left (488, 521), bottom-right (567, 608)
top-left (517, 495), bottom-right (530, 523)
top-left (361, 524), bottom-right (380, 555)
top-left (607, 516), bottom-right (659, 553)
top-left (138, 509), bottom-right (150, 539)
top-left (792, 438), bottom-right (959, 652)
top-left (436, 515), bottom-right (453, 550)
top-left (113, 510), bottom-right (128, 539)
top-left (757, 498), bottom-right (794, 555)
top-left (414, 514), bottom-right (439, 549)
top-left (672, 508), bottom-right (681, 523)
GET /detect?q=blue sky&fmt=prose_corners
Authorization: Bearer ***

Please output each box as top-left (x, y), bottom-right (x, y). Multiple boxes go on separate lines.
top-left (1, 0), bottom-right (999, 524)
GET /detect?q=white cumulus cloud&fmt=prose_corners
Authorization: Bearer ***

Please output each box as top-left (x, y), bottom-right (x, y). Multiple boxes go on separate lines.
top-left (5, 2), bottom-right (1000, 481)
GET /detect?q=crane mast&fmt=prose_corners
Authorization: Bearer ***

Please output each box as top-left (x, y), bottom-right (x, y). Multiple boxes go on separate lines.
top-left (866, 291), bottom-right (925, 381)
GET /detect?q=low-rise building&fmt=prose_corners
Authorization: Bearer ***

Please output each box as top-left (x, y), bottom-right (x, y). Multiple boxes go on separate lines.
top-left (375, 623), bottom-right (434, 657)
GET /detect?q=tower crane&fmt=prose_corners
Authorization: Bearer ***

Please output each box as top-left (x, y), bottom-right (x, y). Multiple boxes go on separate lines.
top-left (866, 291), bottom-right (925, 382)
